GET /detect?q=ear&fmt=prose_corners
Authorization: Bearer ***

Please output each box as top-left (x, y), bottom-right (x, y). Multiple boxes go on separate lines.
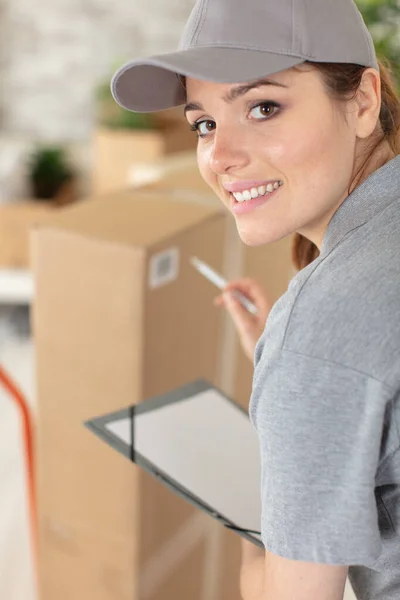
top-left (354, 68), bottom-right (381, 139)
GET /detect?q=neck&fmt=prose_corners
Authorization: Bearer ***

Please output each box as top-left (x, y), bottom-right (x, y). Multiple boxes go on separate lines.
top-left (350, 138), bottom-right (396, 194)
top-left (299, 139), bottom-right (396, 252)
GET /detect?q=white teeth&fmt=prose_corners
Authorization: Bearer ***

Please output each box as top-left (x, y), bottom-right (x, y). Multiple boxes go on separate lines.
top-left (232, 181), bottom-right (283, 203)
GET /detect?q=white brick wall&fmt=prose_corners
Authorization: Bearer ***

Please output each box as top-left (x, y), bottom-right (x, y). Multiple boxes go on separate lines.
top-left (1, 0), bottom-right (193, 139)
top-left (0, 0), bottom-right (194, 198)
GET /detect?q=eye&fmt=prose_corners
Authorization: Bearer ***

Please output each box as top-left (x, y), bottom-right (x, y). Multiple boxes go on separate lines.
top-left (190, 119), bottom-right (216, 138)
top-left (249, 101), bottom-right (280, 120)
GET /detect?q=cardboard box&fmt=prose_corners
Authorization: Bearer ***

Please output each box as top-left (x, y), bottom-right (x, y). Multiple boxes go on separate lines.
top-left (92, 128), bottom-right (165, 196)
top-left (32, 191), bottom-right (245, 600)
top-left (0, 195), bottom-right (80, 269)
top-left (0, 201), bottom-right (58, 268)
top-left (129, 152), bottom-right (211, 195)
top-left (92, 120), bottom-right (196, 196)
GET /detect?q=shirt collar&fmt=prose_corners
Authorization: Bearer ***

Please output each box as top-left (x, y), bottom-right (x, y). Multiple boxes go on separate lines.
top-left (320, 154), bottom-right (400, 256)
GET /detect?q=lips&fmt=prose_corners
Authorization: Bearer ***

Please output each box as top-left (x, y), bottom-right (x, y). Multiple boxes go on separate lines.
top-left (230, 182), bottom-right (282, 215)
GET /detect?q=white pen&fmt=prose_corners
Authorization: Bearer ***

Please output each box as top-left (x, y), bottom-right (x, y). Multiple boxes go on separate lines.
top-left (190, 256), bottom-right (258, 316)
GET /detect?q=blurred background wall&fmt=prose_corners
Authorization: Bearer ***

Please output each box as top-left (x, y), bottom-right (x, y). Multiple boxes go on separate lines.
top-left (0, 0), bottom-right (194, 197)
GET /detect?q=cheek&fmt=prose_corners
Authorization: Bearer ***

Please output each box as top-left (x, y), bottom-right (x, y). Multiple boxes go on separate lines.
top-left (196, 147), bottom-right (208, 181)
top-left (264, 108), bottom-right (353, 188)
top-left (197, 144), bottom-right (218, 190)
top-left (267, 114), bottom-right (336, 165)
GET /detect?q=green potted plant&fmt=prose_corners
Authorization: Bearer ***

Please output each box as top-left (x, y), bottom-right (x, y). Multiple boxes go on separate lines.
top-left (28, 146), bottom-right (76, 205)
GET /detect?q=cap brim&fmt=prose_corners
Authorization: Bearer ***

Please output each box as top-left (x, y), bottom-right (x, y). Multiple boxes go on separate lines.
top-left (111, 47), bottom-right (304, 112)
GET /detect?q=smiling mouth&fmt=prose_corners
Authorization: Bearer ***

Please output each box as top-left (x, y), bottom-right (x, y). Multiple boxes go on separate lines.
top-left (231, 181), bottom-right (283, 203)
top-left (229, 181), bottom-right (283, 215)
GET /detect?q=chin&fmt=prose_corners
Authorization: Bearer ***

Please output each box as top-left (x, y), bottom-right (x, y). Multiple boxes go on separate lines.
top-left (235, 224), bottom-right (276, 247)
top-left (236, 218), bottom-right (293, 247)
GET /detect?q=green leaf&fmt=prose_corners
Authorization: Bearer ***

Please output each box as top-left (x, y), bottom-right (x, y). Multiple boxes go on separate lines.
top-left (356, 0), bottom-right (400, 87)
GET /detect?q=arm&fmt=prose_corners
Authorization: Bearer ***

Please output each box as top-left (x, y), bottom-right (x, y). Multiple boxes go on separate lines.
top-left (240, 539), bottom-right (348, 600)
top-left (246, 352), bottom-right (385, 600)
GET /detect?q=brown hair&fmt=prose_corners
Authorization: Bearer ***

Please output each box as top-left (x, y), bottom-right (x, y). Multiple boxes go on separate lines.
top-left (292, 58), bottom-right (400, 271)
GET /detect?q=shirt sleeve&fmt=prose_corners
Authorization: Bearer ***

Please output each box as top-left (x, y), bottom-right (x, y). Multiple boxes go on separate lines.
top-left (250, 347), bottom-right (391, 566)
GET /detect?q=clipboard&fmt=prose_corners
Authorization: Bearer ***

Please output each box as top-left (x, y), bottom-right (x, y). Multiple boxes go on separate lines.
top-left (85, 379), bottom-right (263, 547)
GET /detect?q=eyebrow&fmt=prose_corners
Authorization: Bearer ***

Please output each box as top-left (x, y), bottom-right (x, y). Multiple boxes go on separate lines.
top-left (184, 78), bottom-right (289, 116)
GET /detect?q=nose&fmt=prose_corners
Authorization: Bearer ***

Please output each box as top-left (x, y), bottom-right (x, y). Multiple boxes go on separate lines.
top-left (208, 128), bottom-right (249, 175)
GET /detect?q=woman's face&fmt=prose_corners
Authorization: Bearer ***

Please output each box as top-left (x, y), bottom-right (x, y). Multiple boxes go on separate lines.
top-left (184, 67), bottom-right (359, 248)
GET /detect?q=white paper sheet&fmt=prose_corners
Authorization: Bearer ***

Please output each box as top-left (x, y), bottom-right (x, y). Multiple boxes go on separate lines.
top-left (106, 387), bottom-right (262, 535)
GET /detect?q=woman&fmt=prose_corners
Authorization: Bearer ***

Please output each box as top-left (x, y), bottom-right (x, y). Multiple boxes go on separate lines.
top-left (111, 0), bottom-right (400, 598)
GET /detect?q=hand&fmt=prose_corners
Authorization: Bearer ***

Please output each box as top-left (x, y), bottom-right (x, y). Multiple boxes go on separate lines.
top-left (214, 278), bottom-right (272, 362)
top-left (240, 538), bottom-right (265, 599)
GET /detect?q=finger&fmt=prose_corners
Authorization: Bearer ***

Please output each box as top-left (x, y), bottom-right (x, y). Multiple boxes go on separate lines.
top-left (213, 295), bottom-right (224, 306)
top-left (223, 292), bottom-right (255, 337)
top-left (224, 278), bottom-right (263, 298)
top-left (224, 279), bottom-right (271, 312)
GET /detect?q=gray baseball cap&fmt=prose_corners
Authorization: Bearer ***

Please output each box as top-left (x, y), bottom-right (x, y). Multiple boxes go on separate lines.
top-left (111, 0), bottom-right (378, 113)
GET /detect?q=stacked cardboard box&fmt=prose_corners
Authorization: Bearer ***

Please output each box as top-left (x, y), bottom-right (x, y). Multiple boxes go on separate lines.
top-left (0, 202), bottom-right (58, 268)
top-left (32, 191), bottom-right (244, 600)
top-left (92, 111), bottom-right (197, 196)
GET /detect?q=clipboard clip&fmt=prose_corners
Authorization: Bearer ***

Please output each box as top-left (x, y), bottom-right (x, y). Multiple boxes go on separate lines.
top-left (225, 524), bottom-right (261, 535)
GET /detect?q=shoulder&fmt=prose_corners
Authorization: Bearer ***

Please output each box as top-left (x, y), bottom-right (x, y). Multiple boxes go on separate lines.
top-left (257, 209), bottom-right (400, 387)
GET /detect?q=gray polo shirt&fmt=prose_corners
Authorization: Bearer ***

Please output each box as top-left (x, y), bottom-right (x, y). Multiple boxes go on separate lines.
top-left (250, 155), bottom-right (400, 600)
